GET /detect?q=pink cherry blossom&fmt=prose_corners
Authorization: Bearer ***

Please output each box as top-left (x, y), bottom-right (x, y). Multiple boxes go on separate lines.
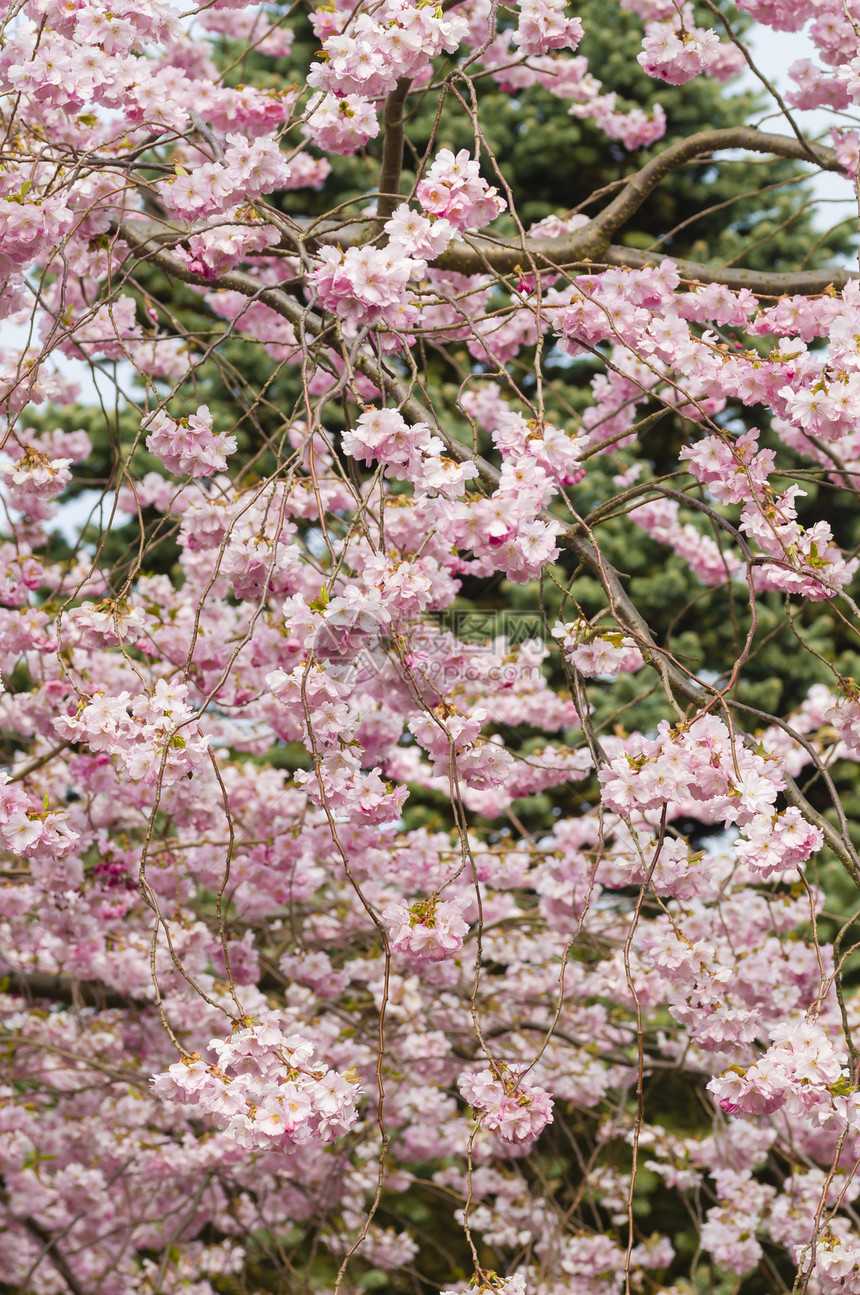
top-left (3, 1), bottom-right (860, 1292)
top-left (143, 404), bottom-right (237, 477)
top-left (459, 1067), bottom-right (554, 1142)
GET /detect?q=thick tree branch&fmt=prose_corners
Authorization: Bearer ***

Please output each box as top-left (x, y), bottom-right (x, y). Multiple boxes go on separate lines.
top-left (1, 968), bottom-right (149, 1010)
top-left (121, 121), bottom-right (852, 292)
top-left (377, 78), bottom-right (412, 222)
top-left (433, 237), bottom-right (859, 290)
top-left (431, 127), bottom-right (847, 277)
top-left (603, 245), bottom-right (858, 295)
top-left (588, 127), bottom-right (841, 244)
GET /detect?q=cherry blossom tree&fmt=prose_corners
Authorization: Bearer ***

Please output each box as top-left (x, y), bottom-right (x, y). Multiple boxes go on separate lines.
top-left (4, 1), bottom-right (860, 1293)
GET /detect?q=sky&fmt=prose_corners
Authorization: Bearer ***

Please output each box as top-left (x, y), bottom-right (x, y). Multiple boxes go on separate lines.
top-left (744, 22), bottom-right (858, 230)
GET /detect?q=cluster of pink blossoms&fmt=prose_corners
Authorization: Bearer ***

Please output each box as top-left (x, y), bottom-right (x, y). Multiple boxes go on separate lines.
top-left (143, 405), bottom-right (237, 477)
top-left (811, 1235), bottom-right (860, 1295)
top-left (826, 690), bottom-right (860, 757)
top-left (489, 408), bottom-right (585, 487)
top-left (342, 401), bottom-right (571, 583)
top-left (176, 222), bottom-right (281, 279)
top-left (0, 546), bottom-right (41, 606)
top-left (384, 895), bottom-right (471, 962)
top-left (0, 771), bottom-right (78, 881)
top-left (310, 245), bottom-right (424, 336)
top-left (709, 1020), bottom-right (854, 1126)
top-left (416, 149), bottom-right (507, 231)
top-left (0, 192), bottom-right (73, 280)
top-left (680, 429), bottom-right (775, 505)
top-left (160, 133), bottom-right (295, 220)
top-left (304, 91), bottom-right (381, 155)
top-left (408, 706), bottom-right (515, 789)
top-left (309, 148), bottom-right (504, 337)
top-left (54, 678), bottom-right (211, 787)
top-left (638, 12), bottom-right (722, 84)
top-left (443, 1276), bottom-right (526, 1295)
top-left (513, 0), bottom-right (583, 57)
top-left (1, 447), bottom-right (72, 519)
top-left (152, 1017), bottom-right (360, 1150)
top-left (733, 807), bottom-right (824, 880)
top-left (307, 0), bottom-right (468, 98)
top-left (384, 203), bottom-right (457, 259)
top-left (63, 599), bottom-right (147, 650)
top-left (458, 1068), bottom-right (554, 1143)
top-left (739, 485), bottom-right (858, 601)
top-left (598, 714), bottom-right (827, 881)
top-left (599, 714), bottom-right (782, 823)
top-left (342, 408), bottom-right (476, 494)
top-left (551, 618), bottom-right (644, 677)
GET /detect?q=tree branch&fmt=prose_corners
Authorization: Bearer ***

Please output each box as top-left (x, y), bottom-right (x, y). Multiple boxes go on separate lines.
top-left (699, 0), bottom-right (821, 164)
top-left (116, 220), bottom-right (438, 431)
top-left (377, 78), bottom-right (412, 222)
top-left (1, 968), bottom-right (149, 1010)
top-left (119, 121), bottom-right (853, 293)
top-left (432, 228), bottom-right (603, 274)
top-left (430, 127), bottom-right (847, 277)
top-left (19, 1216), bottom-right (87, 1295)
top-left (7, 741), bottom-right (73, 783)
top-left (602, 245), bottom-right (857, 295)
top-left (432, 237), bottom-right (859, 291)
top-left (588, 127), bottom-right (842, 243)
